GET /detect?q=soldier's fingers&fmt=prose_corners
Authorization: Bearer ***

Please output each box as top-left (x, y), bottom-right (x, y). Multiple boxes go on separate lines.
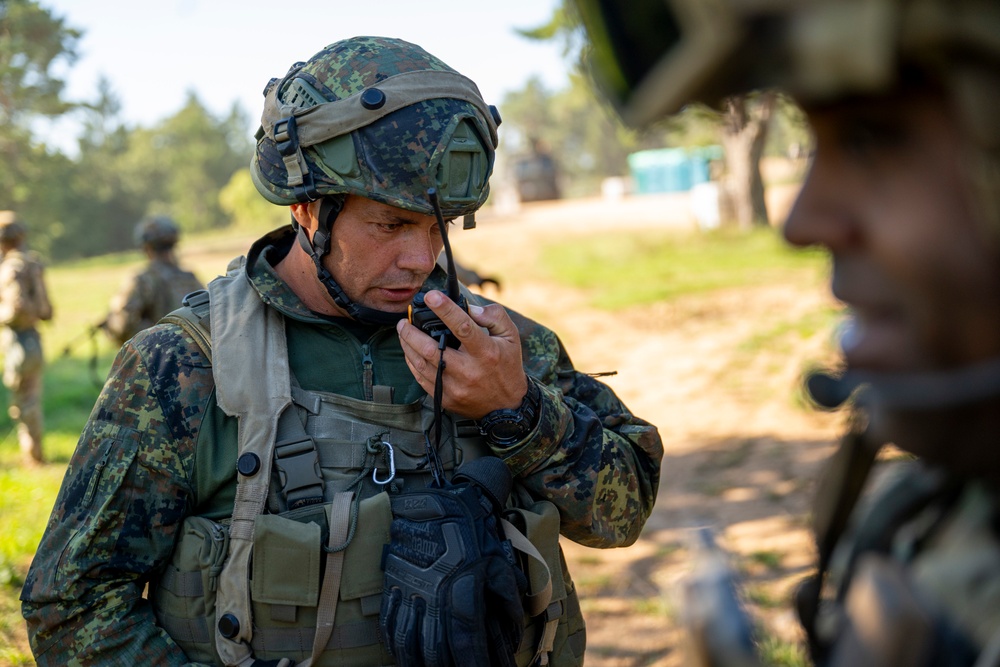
top-left (397, 317), bottom-right (446, 362)
top-left (466, 302), bottom-right (518, 343)
top-left (422, 291), bottom-right (486, 348)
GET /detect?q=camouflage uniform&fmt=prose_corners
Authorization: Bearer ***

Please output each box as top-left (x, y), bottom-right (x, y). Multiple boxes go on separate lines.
top-left (20, 227), bottom-right (663, 665)
top-left (104, 258), bottom-right (204, 347)
top-left (0, 213), bottom-right (52, 464)
top-left (572, 0), bottom-right (1000, 664)
top-left (105, 217), bottom-right (204, 347)
top-left (21, 37), bottom-right (664, 666)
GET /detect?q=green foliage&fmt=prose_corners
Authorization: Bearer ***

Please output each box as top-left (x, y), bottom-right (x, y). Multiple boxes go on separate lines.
top-left (539, 227), bottom-right (826, 309)
top-left (0, 0), bottom-right (80, 126)
top-left (147, 95), bottom-right (252, 234)
top-left (757, 635), bottom-right (810, 666)
top-left (0, 2), bottom-right (254, 262)
top-left (219, 168), bottom-right (288, 233)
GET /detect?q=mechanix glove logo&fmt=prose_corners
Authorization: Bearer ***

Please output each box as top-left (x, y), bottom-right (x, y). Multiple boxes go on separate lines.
top-left (380, 458), bottom-right (526, 667)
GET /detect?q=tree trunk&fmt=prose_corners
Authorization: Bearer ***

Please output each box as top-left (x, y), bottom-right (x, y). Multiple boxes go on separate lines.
top-left (720, 93), bottom-right (776, 230)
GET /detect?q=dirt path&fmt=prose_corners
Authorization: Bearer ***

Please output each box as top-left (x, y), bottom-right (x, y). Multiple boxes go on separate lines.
top-left (450, 192), bottom-right (843, 665)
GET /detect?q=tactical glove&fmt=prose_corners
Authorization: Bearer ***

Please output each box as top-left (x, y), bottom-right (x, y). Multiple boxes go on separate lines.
top-left (380, 459), bottom-right (525, 667)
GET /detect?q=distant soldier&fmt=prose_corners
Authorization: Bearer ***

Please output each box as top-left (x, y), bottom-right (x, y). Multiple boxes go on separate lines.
top-left (453, 258), bottom-right (502, 291)
top-left (0, 211), bottom-right (52, 465)
top-left (104, 216), bottom-right (203, 347)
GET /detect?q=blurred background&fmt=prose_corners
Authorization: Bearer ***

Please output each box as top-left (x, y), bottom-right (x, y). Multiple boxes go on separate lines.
top-left (0, 1), bottom-right (847, 665)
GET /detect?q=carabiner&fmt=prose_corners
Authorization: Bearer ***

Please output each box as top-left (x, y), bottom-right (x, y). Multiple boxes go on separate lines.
top-left (372, 439), bottom-right (396, 485)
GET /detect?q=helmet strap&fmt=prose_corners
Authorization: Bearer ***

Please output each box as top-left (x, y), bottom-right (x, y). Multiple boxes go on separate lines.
top-left (294, 196), bottom-right (405, 326)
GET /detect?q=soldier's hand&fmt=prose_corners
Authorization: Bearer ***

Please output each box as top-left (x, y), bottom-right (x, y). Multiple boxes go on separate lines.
top-left (397, 289), bottom-right (527, 419)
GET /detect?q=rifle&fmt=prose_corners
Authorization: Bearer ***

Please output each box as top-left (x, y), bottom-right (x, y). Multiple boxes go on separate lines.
top-left (680, 527), bottom-right (761, 667)
top-left (60, 317), bottom-right (108, 387)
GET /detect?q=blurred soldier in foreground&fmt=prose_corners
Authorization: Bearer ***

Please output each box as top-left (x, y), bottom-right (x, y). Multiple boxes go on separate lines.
top-left (574, 0), bottom-right (1000, 664)
top-left (104, 216), bottom-right (203, 347)
top-left (0, 212), bottom-right (53, 465)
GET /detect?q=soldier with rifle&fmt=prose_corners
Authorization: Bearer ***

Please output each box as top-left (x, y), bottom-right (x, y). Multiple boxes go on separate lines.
top-left (573, 0), bottom-right (1000, 664)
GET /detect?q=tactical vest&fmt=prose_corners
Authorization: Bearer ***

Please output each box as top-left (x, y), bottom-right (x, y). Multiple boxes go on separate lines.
top-left (150, 261), bottom-right (586, 667)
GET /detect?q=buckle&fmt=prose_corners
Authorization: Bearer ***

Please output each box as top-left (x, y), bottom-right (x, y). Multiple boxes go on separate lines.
top-left (274, 116), bottom-right (299, 157)
top-left (274, 436), bottom-right (324, 509)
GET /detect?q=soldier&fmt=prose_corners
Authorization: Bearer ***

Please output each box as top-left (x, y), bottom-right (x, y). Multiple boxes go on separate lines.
top-left (573, 0), bottom-right (1000, 664)
top-left (21, 36), bottom-right (663, 666)
top-left (104, 216), bottom-right (204, 347)
top-left (0, 211), bottom-right (53, 465)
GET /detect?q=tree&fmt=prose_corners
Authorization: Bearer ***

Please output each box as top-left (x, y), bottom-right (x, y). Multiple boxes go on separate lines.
top-left (0, 0), bottom-right (80, 126)
top-left (0, 0), bottom-right (81, 253)
top-left (516, 1), bottom-right (780, 227)
top-left (219, 168), bottom-right (287, 232)
top-left (121, 93), bottom-right (251, 234)
top-left (62, 77), bottom-right (147, 258)
top-left (720, 93), bottom-right (776, 229)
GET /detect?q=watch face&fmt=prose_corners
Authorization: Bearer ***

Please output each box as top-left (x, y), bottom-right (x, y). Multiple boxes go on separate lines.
top-left (491, 419), bottom-right (527, 441)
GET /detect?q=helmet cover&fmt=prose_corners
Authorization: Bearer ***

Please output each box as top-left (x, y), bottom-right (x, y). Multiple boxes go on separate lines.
top-left (251, 36), bottom-right (499, 217)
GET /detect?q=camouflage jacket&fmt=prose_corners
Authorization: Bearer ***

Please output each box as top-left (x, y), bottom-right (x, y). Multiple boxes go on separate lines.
top-left (21, 227), bottom-right (663, 666)
top-left (105, 258), bottom-right (204, 346)
top-left (0, 248), bottom-right (52, 331)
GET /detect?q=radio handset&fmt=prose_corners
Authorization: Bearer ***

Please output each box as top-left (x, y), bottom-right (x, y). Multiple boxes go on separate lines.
top-left (407, 188), bottom-right (467, 350)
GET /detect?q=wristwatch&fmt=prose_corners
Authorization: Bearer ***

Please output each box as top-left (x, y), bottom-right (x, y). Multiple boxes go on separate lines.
top-left (477, 378), bottom-right (542, 448)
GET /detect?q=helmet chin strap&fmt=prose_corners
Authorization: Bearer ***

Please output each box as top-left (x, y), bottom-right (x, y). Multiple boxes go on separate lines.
top-left (294, 196), bottom-right (406, 326)
top-left (806, 357), bottom-right (1000, 411)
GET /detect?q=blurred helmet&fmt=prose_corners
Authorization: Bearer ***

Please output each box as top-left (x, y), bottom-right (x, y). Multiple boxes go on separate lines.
top-left (251, 35), bottom-right (500, 219)
top-left (135, 216), bottom-right (180, 250)
top-left (0, 211), bottom-right (26, 243)
top-left (572, 0), bottom-right (1000, 134)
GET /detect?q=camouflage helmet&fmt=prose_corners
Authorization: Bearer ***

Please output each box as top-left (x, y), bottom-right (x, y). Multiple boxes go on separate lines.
top-left (134, 216), bottom-right (180, 249)
top-left (572, 0), bottom-right (1000, 135)
top-left (0, 211), bottom-right (26, 243)
top-left (251, 36), bottom-right (501, 219)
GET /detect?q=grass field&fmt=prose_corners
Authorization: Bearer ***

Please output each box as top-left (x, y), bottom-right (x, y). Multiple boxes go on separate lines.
top-left (0, 219), bottom-right (831, 666)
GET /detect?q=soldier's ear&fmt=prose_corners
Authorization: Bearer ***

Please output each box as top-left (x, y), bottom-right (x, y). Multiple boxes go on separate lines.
top-left (290, 202), bottom-right (319, 236)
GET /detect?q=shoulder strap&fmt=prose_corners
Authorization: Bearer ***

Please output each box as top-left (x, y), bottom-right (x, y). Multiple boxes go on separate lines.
top-left (160, 289), bottom-right (213, 363)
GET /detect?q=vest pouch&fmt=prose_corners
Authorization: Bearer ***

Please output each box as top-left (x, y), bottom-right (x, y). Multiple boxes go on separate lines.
top-left (507, 500), bottom-right (586, 667)
top-left (251, 512), bottom-right (322, 608)
top-left (247, 493), bottom-right (395, 666)
top-left (151, 515), bottom-right (230, 665)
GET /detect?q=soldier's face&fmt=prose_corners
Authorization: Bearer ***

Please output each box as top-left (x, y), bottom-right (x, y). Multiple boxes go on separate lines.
top-left (323, 195), bottom-right (446, 314)
top-left (784, 88), bottom-right (1000, 374)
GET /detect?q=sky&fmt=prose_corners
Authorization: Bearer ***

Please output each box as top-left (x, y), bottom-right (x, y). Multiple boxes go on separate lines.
top-left (40, 0), bottom-right (570, 151)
